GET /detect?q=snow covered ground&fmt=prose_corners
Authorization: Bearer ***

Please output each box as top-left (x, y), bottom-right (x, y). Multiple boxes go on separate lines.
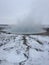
top-left (0, 33), bottom-right (49, 65)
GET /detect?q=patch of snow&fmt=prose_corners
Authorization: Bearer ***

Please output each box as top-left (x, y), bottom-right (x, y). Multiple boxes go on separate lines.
top-left (6, 51), bottom-right (27, 63)
top-left (0, 34), bottom-right (49, 65)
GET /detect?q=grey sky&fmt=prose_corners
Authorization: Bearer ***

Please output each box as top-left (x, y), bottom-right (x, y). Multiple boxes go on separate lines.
top-left (0, 0), bottom-right (49, 25)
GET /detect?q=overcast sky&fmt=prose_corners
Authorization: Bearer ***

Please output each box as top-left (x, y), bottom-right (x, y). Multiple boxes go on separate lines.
top-left (0, 0), bottom-right (49, 25)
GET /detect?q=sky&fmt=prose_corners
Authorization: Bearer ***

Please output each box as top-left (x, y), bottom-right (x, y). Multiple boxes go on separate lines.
top-left (0, 0), bottom-right (49, 25)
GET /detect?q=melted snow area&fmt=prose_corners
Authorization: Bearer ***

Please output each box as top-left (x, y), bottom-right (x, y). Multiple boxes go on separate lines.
top-left (0, 33), bottom-right (49, 65)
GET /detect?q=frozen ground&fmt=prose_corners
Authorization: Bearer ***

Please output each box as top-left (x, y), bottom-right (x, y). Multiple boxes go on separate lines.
top-left (0, 33), bottom-right (49, 65)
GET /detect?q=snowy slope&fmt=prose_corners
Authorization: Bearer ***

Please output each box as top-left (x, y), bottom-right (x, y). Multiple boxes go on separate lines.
top-left (0, 33), bottom-right (49, 65)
